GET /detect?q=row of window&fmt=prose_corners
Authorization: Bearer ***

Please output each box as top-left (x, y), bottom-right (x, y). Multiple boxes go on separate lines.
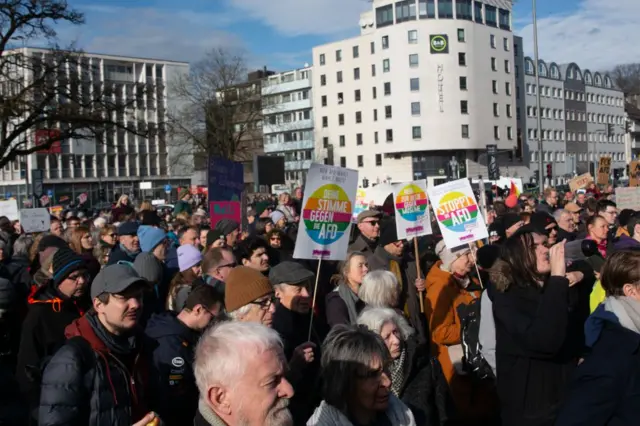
top-left (375, 0), bottom-right (510, 30)
top-left (525, 84), bottom-right (624, 107)
top-left (338, 153), bottom-right (385, 169)
top-left (530, 151), bottom-right (625, 163)
top-left (264, 110), bottom-right (311, 126)
top-left (526, 106), bottom-right (625, 126)
top-left (525, 59), bottom-right (615, 89)
top-left (262, 89), bottom-right (310, 107)
top-left (527, 128), bottom-right (624, 144)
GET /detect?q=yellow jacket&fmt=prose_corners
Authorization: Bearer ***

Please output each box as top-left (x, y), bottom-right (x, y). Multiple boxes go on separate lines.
top-left (590, 280), bottom-right (606, 313)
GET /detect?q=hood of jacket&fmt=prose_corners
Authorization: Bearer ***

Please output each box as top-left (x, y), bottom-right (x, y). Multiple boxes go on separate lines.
top-left (584, 303), bottom-right (620, 348)
top-left (145, 311), bottom-right (199, 343)
top-left (614, 235), bottom-right (640, 251)
top-left (487, 259), bottom-right (513, 292)
top-left (27, 280), bottom-right (85, 315)
top-left (307, 395), bottom-right (416, 426)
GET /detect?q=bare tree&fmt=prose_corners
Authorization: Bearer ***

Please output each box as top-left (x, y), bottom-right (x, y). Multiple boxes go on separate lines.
top-left (610, 63), bottom-right (640, 96)
top-left (166, 47), bottom-right (265, 169)
top-left (0, 0), bottom-right (150, 170)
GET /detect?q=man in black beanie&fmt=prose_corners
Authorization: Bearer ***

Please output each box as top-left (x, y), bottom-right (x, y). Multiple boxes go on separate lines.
top-left (15, 247), bottom-right (88, 424)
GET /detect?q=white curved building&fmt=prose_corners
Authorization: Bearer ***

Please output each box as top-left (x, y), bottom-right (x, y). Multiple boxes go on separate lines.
top-left (312, 0), bottom-right (518, 186)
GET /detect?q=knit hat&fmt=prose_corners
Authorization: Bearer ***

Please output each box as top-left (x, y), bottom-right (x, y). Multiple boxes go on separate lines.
top-left (133, 252), bottom-right (164, 284)
top-left (206, 229), bottom-right (224, 248)
top-left (51, 247), bottom-right (86, 287)
top-left (141, 211), bottom-right (162, 227)
top-left (178, 244), bottom-right (202, 272)
top-left (37, 235), bottom-right (68, 253)
top-left (39, 246), bottom-right (59, 269)
top-left (225, 266), bottom-right (273, 312)
top-left (118, 221), bottom-right (139, 236)
top-left (435, 240), bottom-right (470, 272)
top-left (269, 210), bottom-right (285, 224)
top-left (137, 225), bottom-right (166, 253)
top-left (179, 188), bottom-right (190, 199)
top-left (378, 219), bottom-right (400, 247)
top-left (255, 201), bottom-right (271, 216)
top-left (214, 219), bottom-right (239, 236)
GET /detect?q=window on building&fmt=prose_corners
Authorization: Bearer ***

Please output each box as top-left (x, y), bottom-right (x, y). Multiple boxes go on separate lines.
top-left (411, 102), bottom-right (421, 115)
top-left (319, 54), bottom-right (325, 65)
top-left (418, 0), bottom-right (436, 18)
top-left (339, 135), bottom-right (345, 147)
top-left (371, 64), bottom-right (376, 77)
top-left (486, 5), bottom-right (497, 26)
top-left (492, 80), bottom-right (498, 94)
top-left (493, 103), bottom-right (499, 117)
top-left (376, 154), bottom-right (382, 166)
top-left (458, 28), bottom-right (465, 42)
top-left (355, 89), bottom-right (361, 102)
top-left (320, 75), bottom-right (326, 86)
top-left (438, 0), bottom-right (453, 18)
top-left (505, 81), bottom-right (512, 95)
top-left (491, 57), bottom-right (497, 71)
top-left (336, 49), bottom-right (342, 62)
top-left (339, 114), bottom-right (344, 125)
top-left (373, 87), bottom-right (378, 98)
top-left (395, 0), bottom-right (417, 22)
top-left (506, 104), bottom-right (512, 117)
top-left (385, 105), bottom-right (392, 118)
top-left (504, 59), bottom-right (511, 73)
top-left (374, 109), bottom-right (378, 121)
top-left (340, 156), bottom-right (346, 167)
top-left (474, 1), bottom-right (483, 23)
top-left (410, 77), bottom-right (420, 91)
top-left (374, 131), bottom-right (379, 143)
top-left (357, 155), bottom-right (364, 167)
top-left (384, 82), bottom-right (391, 95)
top-left (353, 45), bottom-right (359, 58)
top-left (456, 0), bottom-right (473, 20)
top-left (409, 54), bottom-right (419, 67)
top-left (356, 111), bottom-right (362, 123)
top-left (322, 116), bottom-right (328, 127)
top-left (321, 95), bottom-right (327, 107)
top-left (371, 41), bottom-right (375, 54)
top-left (460, 76), bottom-right (467, 90)
top-left (382, 35), bottom-right (389, 49)
top-left (494, 126), bottom-right (500, 139)
top-left (383, 59), bottom-right (390, 72)
top-left (461, 124), bottom-right (469, 138)
top-left (412, 126), bottom-right (422, 139)
top-left (458, 52), bottom-right (466, 66)
top-left (408, 30), bottom-right (418, 43)
top-left (503, 37), bottom-right (510, 51)
top-left (337, 71), bottom-right (343, 83)
top-left (354, 67), bottom-right (360, 80)
top-left (499, 8), bottom-right (510, 30)
top-left (376, 4), bottom-right (394, 27)
top-left (337, 92), bottom-right (344, 104)
top-left (323, 137), bottom-right (329, 148)
top-left (460, 100), bottom-right (468, 114)
top-left (490, 34), bottom-right (496, 48)
top-left (386, 129), bottom-right (393, 142)
top-left (357, 133), bottom-right (363, 145)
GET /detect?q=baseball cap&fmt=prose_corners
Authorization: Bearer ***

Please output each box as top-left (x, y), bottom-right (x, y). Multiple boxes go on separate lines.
top-left (90, 264), bottom-right (148, 299)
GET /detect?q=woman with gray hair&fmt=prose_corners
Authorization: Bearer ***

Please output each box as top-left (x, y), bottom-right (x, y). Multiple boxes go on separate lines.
top-left (359, 270), bottom-right (401, 309)
top-left (358, 308), bottom-right (449, 426)
top-left (308, 324), bottom-right (416, 426)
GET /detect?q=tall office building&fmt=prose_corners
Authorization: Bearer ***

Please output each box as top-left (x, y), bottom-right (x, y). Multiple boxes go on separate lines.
top-left (312, 0), bottom-right (519, 187)
top-left (261, 67), bottom-right (314, 187)
top-left (513, 37), bottom-right (626, 185)
top-left (0, 47), bottom-right (190, 205)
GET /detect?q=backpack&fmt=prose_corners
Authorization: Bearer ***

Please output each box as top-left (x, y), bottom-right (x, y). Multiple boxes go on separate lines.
top-left (456, 298), bottom-right (495, 381)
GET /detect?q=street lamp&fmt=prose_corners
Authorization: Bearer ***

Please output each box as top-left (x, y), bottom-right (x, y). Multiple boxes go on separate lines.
top-left (532, 0), bottom-right (545, 194)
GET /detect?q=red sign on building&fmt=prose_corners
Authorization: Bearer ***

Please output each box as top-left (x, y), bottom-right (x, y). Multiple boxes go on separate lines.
top-left (35, 129), bottom-right (62, 154)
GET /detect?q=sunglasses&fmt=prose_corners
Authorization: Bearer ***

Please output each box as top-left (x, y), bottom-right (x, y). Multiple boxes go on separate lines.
top-left (363, 220), bottom-right (380, 226)
top-left (250, 294), bottom-right (278, 310)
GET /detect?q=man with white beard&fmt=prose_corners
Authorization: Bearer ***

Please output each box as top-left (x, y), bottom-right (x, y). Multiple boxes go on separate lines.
top-left (193, 321), bottom-right (295, 426)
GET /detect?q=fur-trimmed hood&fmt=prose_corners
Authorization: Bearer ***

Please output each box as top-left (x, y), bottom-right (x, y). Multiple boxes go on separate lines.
top-left (487, 259), bottom-right (512, 292)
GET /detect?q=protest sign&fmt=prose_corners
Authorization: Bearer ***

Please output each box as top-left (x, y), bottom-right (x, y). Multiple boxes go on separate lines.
top-left (427, 178), bottom-right (488, 248)
top-left (0, 199), bottom-right (18, 220)
top-left (352, 188), bottom-right (368, 222)
top-left (615, 187), bottom-right (640, 210)
top-left (569, 173), bottom-right (593, 192)
top-left (20, 208), bottom-right (50, 233)
top-left (294, 163), bottom-right (358, 260)
top-left (393, 180), bottom-right (432, 240)
top-left (209, 201), bottom-right (241, 227)
top-left (597, 157), bottom-right (612, 186)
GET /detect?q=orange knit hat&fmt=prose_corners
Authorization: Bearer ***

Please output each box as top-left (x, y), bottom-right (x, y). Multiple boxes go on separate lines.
top-left (224, 266), bottom-right (273, 312)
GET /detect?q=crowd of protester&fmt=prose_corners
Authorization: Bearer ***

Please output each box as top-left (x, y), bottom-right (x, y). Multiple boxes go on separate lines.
top-left (0, 182), bottom-right (638, 426)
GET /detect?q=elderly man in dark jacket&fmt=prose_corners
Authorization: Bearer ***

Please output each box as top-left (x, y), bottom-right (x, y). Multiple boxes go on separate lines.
top-left (38, 264), bottom-right (157, 426)
top-left (368, 219), bottom-right (429, 344)
top-left (107, 222), bottom-right (140, 265)
top-left (349, 210), bottom-right (382, 259)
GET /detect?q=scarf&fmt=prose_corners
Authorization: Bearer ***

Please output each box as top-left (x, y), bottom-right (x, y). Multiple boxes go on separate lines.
top-left (389, 348), bottom-right (406, 397)
top-left (337, 281), bottom-right (360, 324)
top-left (586, 236), bottom-right (607, 258)
top-left (119, 243), bottom-right (141, 257)
top-left (307, 394), bottom-right (416, 426)
top-left (604, 296), bottom-right (640, 334)
top-left (197, 400), bottom-right (228, 426)
top-left (86, 310), bottom-right (137, 356)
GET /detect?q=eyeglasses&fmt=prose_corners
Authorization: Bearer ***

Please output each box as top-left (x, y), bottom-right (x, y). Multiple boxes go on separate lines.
top-left (67, 272), bottom-right (89, 282)
top-left (250, 294), bottom-right (278, 310)
top-left (362, 220), bottom-right (380, 226)
top-left (217, 262), bottom-right (237, 270)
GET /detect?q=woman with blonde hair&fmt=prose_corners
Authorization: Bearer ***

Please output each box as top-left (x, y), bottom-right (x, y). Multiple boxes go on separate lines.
top-left (112, 194), bottom-right (134, 221)
top-left (98, 225), bottom-right (117, 249)
top-left (139, 200), bottom-right (153, 212)
top-left (325, 251), bottom-right (369, 327)
top-left (68, 225), bottom-right (101, 281)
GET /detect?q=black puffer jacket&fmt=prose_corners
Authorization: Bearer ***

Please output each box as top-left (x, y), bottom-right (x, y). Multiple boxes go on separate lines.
top-left (38, 313), bottom-right (150, 426)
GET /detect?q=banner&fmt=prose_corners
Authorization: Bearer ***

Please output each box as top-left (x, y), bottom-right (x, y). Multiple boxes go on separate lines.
top-left (352, 188), bottom-right (368, 222)
top-left (569, 173), bottom-right (593, 193)
top-left (209, 201), bottom-right (241, 227)
top-left (615, 187), bottom-right (640, 210)
top-left (427, 178), bottom-right (488, 248)
top-left (597, 157), bottom-right (612, 186)
top-left (293, 163), bottom-right (358, 261)
top-left (0, 199), bottom-right (18, 220)
top-left (393, 180), bottom-right (432, 240)
top-left (20, 208), bottom-right (50, 233)
top-left (207, 157), bottom-right (244, 201)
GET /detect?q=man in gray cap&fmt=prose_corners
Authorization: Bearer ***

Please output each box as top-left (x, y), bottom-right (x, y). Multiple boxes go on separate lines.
top-left (269, 261), bottom-right (320, 425)
top-left (349, 210), bottom-right (382, 258)
top-left (214, 219), bottom-right (240, 248)
top-left (38, 264), bottom-right (157, 426)
top-left (108, 221), bottom-right (140, 265)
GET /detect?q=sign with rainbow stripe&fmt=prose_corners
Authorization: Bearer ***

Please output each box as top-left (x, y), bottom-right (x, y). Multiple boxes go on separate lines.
top-left (294, 163), bottom-right (358, 260)
top-left (392, 180), bottom-right (432, 239)
top-left (427, 178), bottom-right (488, 248)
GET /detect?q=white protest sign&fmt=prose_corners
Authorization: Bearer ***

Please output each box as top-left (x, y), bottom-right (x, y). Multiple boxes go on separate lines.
top-left (427, 178), bottom-right (488, 248)
top-left (615, 187), bottom-right (640, 210)
top-left (392, 180), bottom-right (432, 240)
top-left (19, 208), bottom-right (51, 233)
top-left (0, 199), bottom-right (19, 220)
top-left (293, 163), bottom-right (358, 260)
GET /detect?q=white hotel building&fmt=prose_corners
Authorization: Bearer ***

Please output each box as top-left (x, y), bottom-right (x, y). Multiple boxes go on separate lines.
top-left (312, 0), bottom-right (518, 186)
top-left (0, 48), bottom-right (191, 206)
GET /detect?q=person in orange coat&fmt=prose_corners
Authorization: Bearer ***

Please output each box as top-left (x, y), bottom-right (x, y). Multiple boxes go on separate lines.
top-left (425, 240), bottom-right (498, 425)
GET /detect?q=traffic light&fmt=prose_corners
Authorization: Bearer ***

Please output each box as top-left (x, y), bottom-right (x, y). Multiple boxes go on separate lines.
top-left (546, 163), bottom-right (552, 179)
top-left (533, 170), bottom-right (540, 183)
